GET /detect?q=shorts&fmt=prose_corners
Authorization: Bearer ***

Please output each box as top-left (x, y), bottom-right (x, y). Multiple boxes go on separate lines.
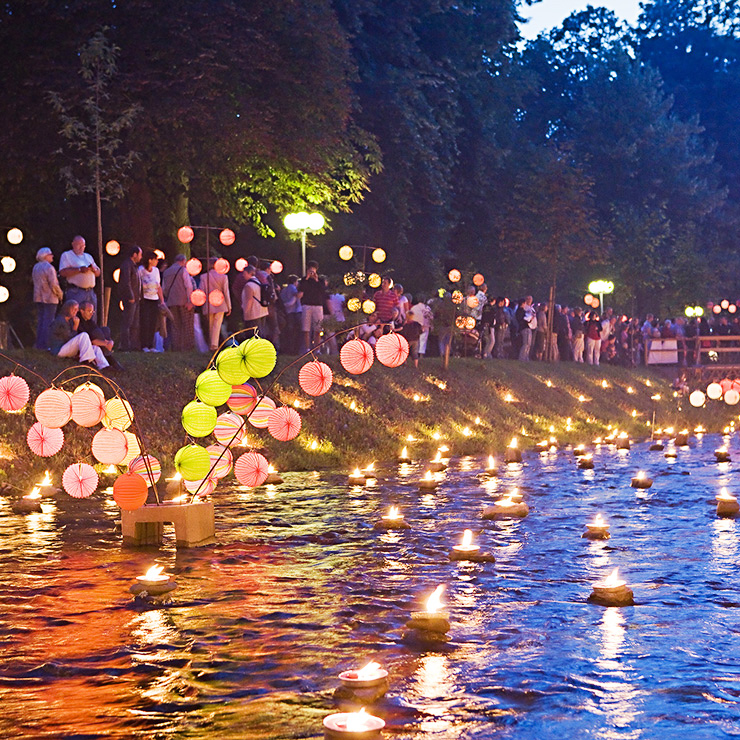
top-left (302, 305), bottom-right (324, 332)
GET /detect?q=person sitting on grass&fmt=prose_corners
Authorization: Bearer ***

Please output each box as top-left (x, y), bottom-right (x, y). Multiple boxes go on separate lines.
top-left (49, 299), bottom-right (110, 371)
top-left (78, 301), bottom-right (125, 372)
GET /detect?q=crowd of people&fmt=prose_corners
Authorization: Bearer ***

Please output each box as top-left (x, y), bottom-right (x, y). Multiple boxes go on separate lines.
top-left (30, 236), bottom-right (735, 372)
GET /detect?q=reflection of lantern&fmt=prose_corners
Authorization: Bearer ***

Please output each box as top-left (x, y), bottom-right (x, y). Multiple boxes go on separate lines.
top-left (298, 361), bottom-right (333, 396)
top-left (227, 382), bottom-right (258, 415)
top-left (340, 339), bottom-right (374, 374)
top-left (178, 226), bottom-right (194, 243)
top-left (372, 248), bottom-right (386, 263)
top-left (71, 387), bottom-right (106, 427)
top-left (63, 462), bottom-right (99, 499)
top-left (34, 388), bottom-right (72, 428)
top-left (339, 245), bottom-right (354, 261)
top-left (451, 291), bottom-right (463, 304)
top-left (103, 398), bottom-right (133, 431)
top-left (347, 297), bottom-right (361, 312)
top-left (239, 337), bottom-right (277, 378)
top-left (473, 273), bottom-right (485, 286)
top-left (128, 454), bottom-right (162, 486)
top-left (112, 473), bottom-right (148, 510)
top-left (216, 346), bottom-right (249, 385)
top-left (362, 299), bottom-right (375, 314)
top-left (234, 452), bottom-right (269, 487)
top-left (190, 289), bottom-right (206, 307)
top-left (181, 400), bottom-right (218, 437)
top-left (248, 397), bottom-right (276, 428)
top-left (448, 269), bottom-right (461, 282)
top-left (105, 240), bottom-right (120, 256)
top-left (455, 316), bottom-right (466, 329)
top-left (27, 422), bottom-right (64, 457)
top-left (235, 258), bottom-right (247, 272)
top-left (270, 260), bottom-right (283, 274)
top-left (214, 257), bottom-right (230, 274)
top-left (214, 411), bottom-right (246, 444)
top-left (689, 390), bottom-right (705, 407)
top-left (196, 369), bottom-right (232, 407)
top-left (0, 375), bottom-right (30, 412)
top-left (92, 427), bottom-right (128, 464)
top-left (174, 444), bottom-right (211, 480)
top-left (375, 333), bottom-right (409, 367)
top-left (267, 407), bottom-right (302, 441)
top-left (186, 258), bottom-right (202, 276)
top-left (208, 289), bottom-right (224, 307)
top-left (219, 228), bottom-right (236, 246)
top-left (368, 273), bottom-right (381, 288)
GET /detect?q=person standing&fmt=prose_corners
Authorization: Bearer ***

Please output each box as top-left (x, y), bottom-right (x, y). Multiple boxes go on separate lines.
top-left (162, 254), bottom-right (195, 351)
top-left (138, 249), bottom-right (165, 352)
top-left (516, 296), bottom-right (536, 361)
top-left (118, 245), bottom-right (142, 351)
top-left (297, 260), bottom-right (327, 352)
top-left (584, 311), bottom-right (602, 365)
top-left (241, 264), bottom-right (268, 331)
top-left (32, 247), bottom-right (63, 350)
top-left (279, 275), bottom-right (302, 354)
top-left (201, 258), bottom-right (231, 351)
top-left (408, 297), bottom-right (433, 358)
top-left (373, 275), bottom-right (400, 326)
top-left (58, 235), bottom-right (100, 316)
top-left (570, 307), bottom-right (585, 362)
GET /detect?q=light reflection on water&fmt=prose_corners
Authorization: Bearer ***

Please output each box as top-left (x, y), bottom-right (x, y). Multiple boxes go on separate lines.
top-left (1, 438), bottom-right (740, 738)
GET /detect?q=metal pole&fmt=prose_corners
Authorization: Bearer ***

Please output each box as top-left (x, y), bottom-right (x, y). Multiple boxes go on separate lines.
top-left (600, 292), bottom-right (605, 314)
top-left (301, 229), bottom-right (307, 276)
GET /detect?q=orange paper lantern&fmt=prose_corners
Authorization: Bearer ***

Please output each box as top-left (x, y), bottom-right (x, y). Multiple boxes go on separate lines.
top-left (112, 472), bottom-right (148, 510)
top-left (92, 428), bottom-right (128, 464)
top-left (190, 289), bottom-right (206, 307)
top-left (208, 289), bottom-right (225, 307)
top-left (375, 332), bottom-right (409, 367)
top-left (27, 422), bottom-right (64, 457)
top-left (0, 375), bottom-right (30, 412)
top-left (34, 388), bottom-right (72, 428)
top-left (71, 387), bottom-right (106, 427)
top-left (186, 258), bottom-right (202, 276)
top-left (298, 361), bottom-right (333, 396)
top-left (340, 339), bottom-right (374, 374)
top-left (219, 228), bottom-right (236, 246)
top-left (178, 226), bottom-right (194, 243)
top-left (214, 257), bottom-right (230, 274)
top-left (473, 273), bottom-right (485, 286)
top-left (234, 452), bottom-right (269, 487)
top-left (62, 463), bottom-right (99, 499)
top-left (267, 407), bottom-right (302, 441)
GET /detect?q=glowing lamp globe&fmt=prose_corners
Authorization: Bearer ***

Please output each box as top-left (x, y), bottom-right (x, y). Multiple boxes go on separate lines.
top-left (341, 339), bottom-right (374, 374)
top-left (451, 291), bottom-right (463, 304)
top-left (27, 423), bottom-right (64, 457)
top-left (128, 454), bottom-right (162, 487)
top-left (238, 337), bottom-right (277, 378)
top-left (347, 297), bottom-right (361, 312)
top-left (1, 256), bottom-right (16, 273)
top-left (112, 473), bottom-right (148, 510)
top-left (235, 258), bottom-right (248, 272)
top-left (71, 387), bottom-right (106, 427)
top-left (725, 389), bottom-right (740, 406)
top-left (206, 444), bottom-right (233, 479)
top-left (92, 428), bottom-right (128, 464)
top-left (214, 411), bottom-right (247, 445)
top-left (62, 463), bottom-right (98, 499)
top-left (208, 289), bottom-right (225, 307)
top-left (0, 286), bottom-right (9, 303)
top-left (339, 245), bottom-right (354, 261)
top-left (448, 269), bottom-right (461, 283)
top-left (375, 332), bottom-right (409, 367)
top-left (213, 257), bottom-right (230, 274)
top-left (0, 375), bottom-right (30, 412)
top-left (34, 388), bottom-right (72, 428)
top-left (270, 260), bottom-right (283, 274)
top-left (103, 398), bottom-right (133, 431)
top-left (186, 258), bottom-right (202, 276)
top-left (372, 248), bottom-right (386, 263)
top-left (190, 289), bottom-right (207, 307)
top-left (368, 273), bottom-right (382, 288)
top-left (227, 383), bottom-right (258, 415)
top-left (181, 400), bottom-right (218, 437)
top-left (219, 228), bottom-right (236, 246)
top-left (120, 432), bottom-right (141, 467)
top-left (6, 228), bottom-right (23, 244)
top-left (216, 346), bottom-right (250, 385)
top-left (362, 300), bottom-right (376, 314)
top-left (298, 361), bottom-right (333, 396)
top-left (267, 407), bottom-right (302, 441)
top-left (105, 240), bottom-right (120, 256)
top-left (196, 369), bottom-right (232, 407)
top-left (234, 452), bottom-right (269, 487)
top-left (178, 226), bottom-right (195, 243)
top-left (707, 382), bottom-right (723, 400)
top-left (689, 390), bottom-right (706, 407)
top-left (473, 273), bottom-right (485, 286)
top-left (248, 397), bottom-right (276, 429)
top-left (174, 444), bottom-right (211, 480)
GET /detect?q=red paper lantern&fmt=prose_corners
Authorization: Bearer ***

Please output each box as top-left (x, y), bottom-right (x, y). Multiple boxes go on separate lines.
top-left (186, 258), bottom-right (202, 276)
top-left (234, 452), bottom-right (269, 487)
top-left (298, 361), bottom-right (333, 396)
top-left (190, 289), bottom-right (207, 307)
top-left (62, 463), bottom-right (99, 499)
top-left (112, 472), bottom-right (148, 510)
top-left (720, 378), bottom-right (733, 393)
top-left (178, 226), bottom-right (194, 243)
top-left (473, 273), bottom-right (485, 286)
top-left (27, 422), bottom-right (64, 457)
top-left (208, 289), bottom-right (225, 306)
top-left (340, 339), bottom-right (374, 374)
top-left (0, 375), bottom-right (29, 412)
top-left (375, 332), bottom-right (409, 367)
top-left (219, 228), bottom-right (236, 246)
top-left (267, 407), bottom-right (302, 441)
top-left (92, 428), bottom-right (128, 464)
top-left (34, 388), bottom-right (72, 428)
top-left (71, 387), bottom-right (106, 427)
top-left (214, 258), bottom-right (230, 274)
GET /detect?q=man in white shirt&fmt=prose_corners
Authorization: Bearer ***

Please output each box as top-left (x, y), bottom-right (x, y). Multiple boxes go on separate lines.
top-left (59, 235), bottom-right (100, 316)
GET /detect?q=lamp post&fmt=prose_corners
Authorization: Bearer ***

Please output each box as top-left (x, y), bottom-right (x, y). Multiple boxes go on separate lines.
top-left (588, 280), bottom-right (614, 314)
top-left (283, 212), bottom-right (325, 276)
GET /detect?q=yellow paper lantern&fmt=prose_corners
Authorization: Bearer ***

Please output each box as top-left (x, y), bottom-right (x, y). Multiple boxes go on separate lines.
top-left (181, 400), bottom-right (218, 437)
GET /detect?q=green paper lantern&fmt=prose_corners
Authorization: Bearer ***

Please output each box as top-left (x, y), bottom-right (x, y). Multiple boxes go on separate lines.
top-left (239, 337), bottom-right (277, 378)
top-left (181, 400), bottom-right (218, 437)
top-left (174, 444), bottom-right (211, 480)
top-left (195, 369), bottom-right (232, 407)
top-left (216, 346), bottom-right (250, 385)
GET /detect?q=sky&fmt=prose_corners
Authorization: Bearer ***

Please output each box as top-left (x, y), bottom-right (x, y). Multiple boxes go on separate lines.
top-left (518, 0), bottom-right (643, 39)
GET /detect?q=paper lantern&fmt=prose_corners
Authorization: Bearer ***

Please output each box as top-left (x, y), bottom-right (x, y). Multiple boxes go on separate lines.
top-left (216, 346), bottom-right (250, 385)
top-left (235, 258), bottom-right (247, 272)
top-left (375, 332), bottom-right (409, 367)
top-left (238, 337), bottom-right (277, 378)
top-left (473, 273), bottom-right (485, 286)
top-left (448, 269), bottom-right (461, 282)
top-left (34, 388), bottom-right (72, 428)
top-left (92, 428), bottom-right (128, 464)
top-left (248, 396), bottom-right (276, 428)
top-left (186, 257), bottom-right (202, 276)
top-left (71, 387), bottom-right (106, 427)
top-left (234, 452), bottom-right (269, 487)
top-left (689, 390), bottom-right (705, 407)
top-left (732, 380), bottom-right (740, 393)
top-left (178, 226), bottom-right (194, 243)
top-left (267, 407), bottom-right (302, 441)
top-left (103, 398), bottom-right (133, 431)
top-left (214, 258), bottom-right (230, 274)
top-left (214, 411), bottom-right (246, 445)
top-left (74, 382), bottom-right (104, 400)
top-left (182, 400), bottom-right (218, 437)
top-left (219, 228), bottom-right (235, 246)
top-left (720, 378), bottom-right (733, 393)
top-left (112, 472), bottom-right (148, 510)
top-left (298, 361), bottom-right (333, 396)
top-left (227, 383), bottom-right (259, 415)
top-left (174, 444), bottom-right (211, 480)
top-left (183, 477), bottom-right (218, 496)
top-left (62, 463), bottom-right (98, 499)
top-left (340, 339), bottom-right (374, 374)
top-left (190, 289), bottom-right (207, 307)
top-left (195, 369), bottom-right (232, 407)
top-left (27, 423), bottom-right (64, 457)
top-left (120, 432), bottom-right (141, 467)
top-left (128, 454), bottom-right (162, 487)
top-left (0, 375), bottom-right (30, 412)
top-left (707, 382), bottom-right (723, 400)
top-left (725, 389), bottom-right (740, 406)
top-left (206, 444), bottom-right (233, 479)
top-left (270, 260), bottom-right (283, 274)
top-left (208, 289), bottom-right (225, 306)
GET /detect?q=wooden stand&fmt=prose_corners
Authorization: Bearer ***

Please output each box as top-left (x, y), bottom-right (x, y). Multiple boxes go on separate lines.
top-left (121, 501), bottom-right (216, 548)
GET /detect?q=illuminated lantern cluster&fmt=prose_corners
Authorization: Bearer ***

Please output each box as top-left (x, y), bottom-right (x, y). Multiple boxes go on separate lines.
top-left (701, 379), bottom-right (740, 406)
top-left (584, 293), bottom-right (600, 308)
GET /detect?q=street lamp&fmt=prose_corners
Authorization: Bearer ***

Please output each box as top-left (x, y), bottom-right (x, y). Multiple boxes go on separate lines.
top-left (588, 280), bottom-right (614, 313)
top-left (284, 212), bottom-right (325, 275)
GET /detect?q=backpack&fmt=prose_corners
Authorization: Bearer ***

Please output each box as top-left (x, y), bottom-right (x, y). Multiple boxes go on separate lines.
top-left (249, 277), bottom-right (276, 307)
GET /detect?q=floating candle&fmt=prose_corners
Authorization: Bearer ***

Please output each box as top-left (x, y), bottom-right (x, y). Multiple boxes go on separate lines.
top-left (483, 455), bottom-right (497, 475)
top-left (505, 437), bottom-right (522, 463)
top-left (265, 464), bottom-right (284, 485)
top-left (375, 505), bottom-right (410, 530)
top-left (583, 513), bottom-right (610, 540)
top-left (715, 447), bottom-right (732, 463)
top-left (338, 661), bottom-right (389, 689)
top-left (130, 564), bottom-right (177, 596)
top-left (406, 585), bottom-right (450, 633)
top-left (616, 432), bottom-right (630, 450)
top-left (428, 451), bottom-right (447, 472)
top-left (588, 567), bottom-right (634, 606)
top-left (578, 454), bottom-right (594, 469)
top-left (631, 471), bottom-right (653, 489)
top-left (349, 467), bottom-right (368, 485)
top-left (675, 430), bottom-right (690, 447)
top-left (323, 708), bottom-right (385, 739)
top-left (481, 495), bottom-right (529, 519)
top-left (11, 486), bottom-right (43, 514)
top-left (449, 529), bottom-right (495, 562)
top-left (649, 440), bottom-right (665, 451)
top-left (418, 470), bottom-right (439, 490)
top-left (573, 444), bottom-right (586, 457)
top-left (362, 463), bottom-right (377, 481)
top-left (716, 488), bottom-right (740, 517)
top-left (399, 446), bottom-right (412, 463)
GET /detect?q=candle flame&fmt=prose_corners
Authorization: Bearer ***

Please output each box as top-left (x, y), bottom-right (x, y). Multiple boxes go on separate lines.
top-left (424, 470), bottom-right (433, 481)
top-left (462, 426), bottom-right (471, 436)
top-left (487, 455), bottom-right (495, 469)
top-left (432, 432), bottom-right (441, 440)
top-left (601, 379), bottom-right (608, 388)
top-left (386, 506), bottom-right (401, 519)
top-left (603, 568), bottom-right (621, 587)
top-left (401, 446), bottom-right (408, 458)
top-left (718, 488), bottom-right (735, 501)
top-left (461, 529), bottom-right (473, 547)
top-left (425, 585), bottom-right (445, 613)
top-left (345, 708), bottom-right (370, 732)
top-left (267, 464), bottom-right (276, 473)
top-left (406, 434), bottom-right (416, 442)
top-left (143, 564), bottom-right (164, 580)
top-left (509, 437), bottom-right (518, 449)
top-left (546, 379), bottom-right (553, 387)
top-left (695, 425), bottom-right (705, 433)
top-left (474, 416), bottom-right (481, 424)
top-left (497, 496), bottom-right (515, 507)
top-left (39, 470), bottom-right (52, 486)
top-left (433, 451), bottom-right (442, 462)
top-left (627, 386), bottom-right (634, 393)
top-left (310, 440), bottom-right (319, 450)
top-left (578, 394), bottom-right (586, 402)
top-left (504, 392), bottom-right (514, 403)
top-left (593, 514), bottom-right (606, 527)
top-left (356, 662), bottom-right (383, 680)
top-left (351, 467), bottom-right (363, 477)
top-left (171, 494), bottom-right (188, 503)
top-left (438, 445), bottom-right (449, 453)
top-left (636, 471), bottom-right (645, 480)
top-left (25, 486), bottom-right (41, 500)
top-left (364, 462), bottom-right (375, 472)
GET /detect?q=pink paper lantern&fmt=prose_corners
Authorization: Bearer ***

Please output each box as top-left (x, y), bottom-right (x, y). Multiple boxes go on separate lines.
top-left (92, 428), bottom-right (128, 465)
top-left (235, 258), bottom-right (247, 272)
top-left (375, 332), bottom-right (409, 367)
top-left (206, 443), bottom-right (233, 479)
top-left (128, 454), bottom-right (162, 486)
top-left (720, 378), bottom-right (733, 394)
top-left (234, 452), bottom-right (269, 487)
top-left (186, 257), bottom-right (202, 276)
top-left (71, 387), bottom-right (106, 427)
top-left (34, 388), bottom-right (72, 428)
top-left (0, 375), bottom-right (30, 412)
top-left (184, 477), bottom-right (218, 496)
top-left (208, 289), bottom-right (225, 307)
top-left (219, 228), bottom-right (236, 246)
top-left (178, 226), bottom-right (194, 243)
top-left (298, 361), bottom-right (333, 396)
top-left (214, 258), bottom-right (230, 274)
top-left (267, 407), bottom-right (302, 441)
top-left (340, 339), bottom-right (374, 374)
top-left (62, 463), bottom-right (99, 499)
top-left (27, 422), bottom-right (64, 457)
top-left (190, 289), bottom-right (207, 307)
top-left (214, 411), bottom-right (246, 446)
top-left (227, 383), bottom-right (258, 415)
top-left (248, 396), bottom-right (276, 428)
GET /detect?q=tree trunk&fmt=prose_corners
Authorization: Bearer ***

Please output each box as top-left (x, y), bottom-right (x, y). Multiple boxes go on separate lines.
top-left (546, 275), bottom-right (557, 362)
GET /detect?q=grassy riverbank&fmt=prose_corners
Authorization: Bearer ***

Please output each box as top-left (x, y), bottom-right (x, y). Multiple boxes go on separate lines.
top-left (0, 349), bottom-right (731, 490)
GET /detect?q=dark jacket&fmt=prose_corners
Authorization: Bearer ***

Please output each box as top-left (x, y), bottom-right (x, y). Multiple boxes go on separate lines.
top-left (119, 257), bottom-right (141, 303)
